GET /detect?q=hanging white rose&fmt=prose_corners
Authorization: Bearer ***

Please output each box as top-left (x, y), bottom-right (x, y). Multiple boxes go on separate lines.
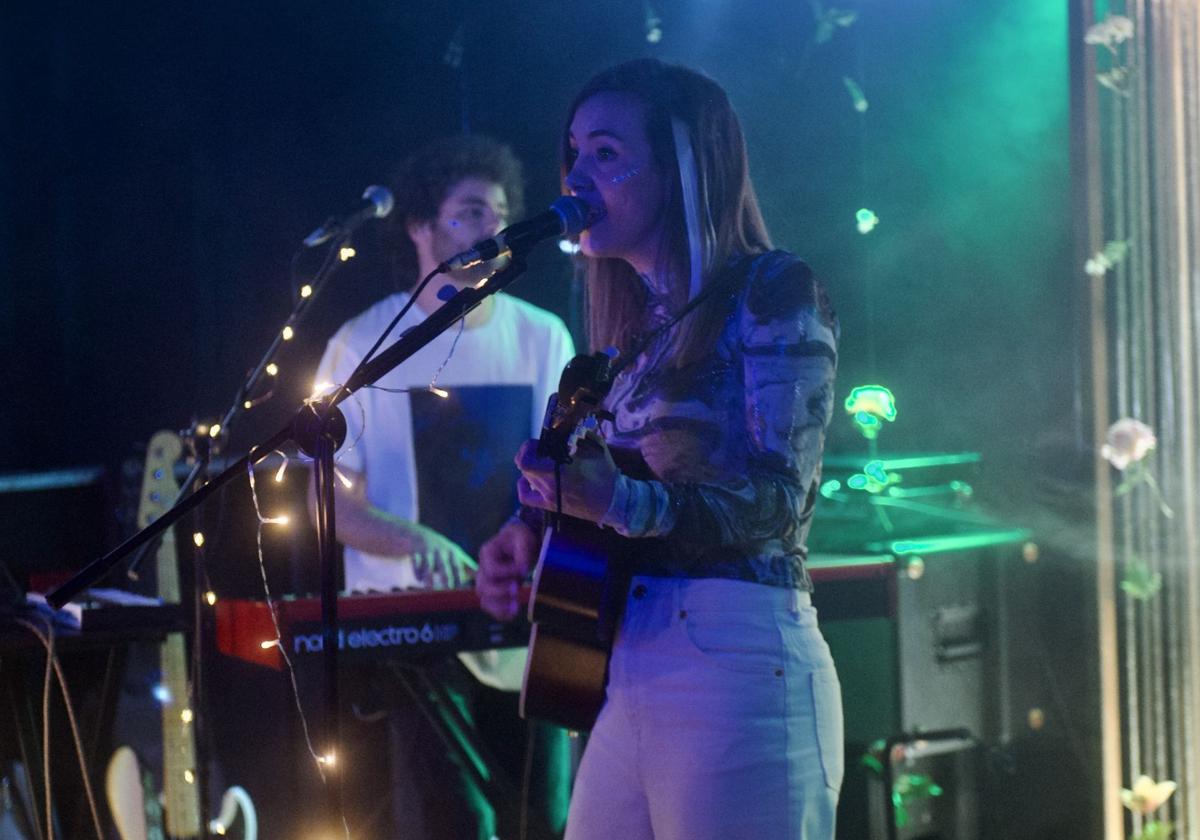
top-left (1101, 418), bottom-right (1157, 471)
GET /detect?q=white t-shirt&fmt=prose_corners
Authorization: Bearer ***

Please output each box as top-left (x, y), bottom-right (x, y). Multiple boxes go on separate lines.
top-left (314, 289), bottom-right (575, 688)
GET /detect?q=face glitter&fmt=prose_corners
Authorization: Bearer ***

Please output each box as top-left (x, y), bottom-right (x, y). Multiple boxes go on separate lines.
top-left (611, 166), bottom-right (641, 185)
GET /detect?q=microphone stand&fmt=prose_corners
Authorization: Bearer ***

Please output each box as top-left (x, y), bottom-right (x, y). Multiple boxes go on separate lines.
top-left (48, 250), bottom-right (532, 835)
top-left (114, 232), bottom-right (356, 839)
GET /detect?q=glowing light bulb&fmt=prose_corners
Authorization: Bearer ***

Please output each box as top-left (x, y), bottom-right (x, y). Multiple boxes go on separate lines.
top-left (338, 247), bottom-right (356, 262)
top-left (319, 752), bottom-right (336, 767)
top-left (334, 468), bottom-right (353, 489)
top-left (429, 386), bottom-right (450, 399)
top-left (184, 770), bottom-right (195, 784)
top-left (243, 400), bottom-right (253, 409)
top-left (263, 514), bottom-right (290, 526)
top-left (152, 684), bottom-right (172, 705)
top-left (311, 381), bottom-right (334, 399)
top-left (260, 639), bottom-right (279, 650)
top-left (300, 284), bottom-right (313, 298)
top-left (282, 326), bottom-right (295, 341)
top-left (558, 239), bottom-right (581, 255)
top-left (181, 708), bottom-right (194, 724)
top-left (205, 591), bottom-right (217, 606)
top-left (266, 363), bottom-right (279, 377)
top-left (208, 423), bottom-right (222, 439)
top-left (193, 532), bottom-right (205, 548)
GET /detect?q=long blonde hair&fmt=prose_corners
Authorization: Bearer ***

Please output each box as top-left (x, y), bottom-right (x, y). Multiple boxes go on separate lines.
top-left (562, 60), bottom-right (772, 368)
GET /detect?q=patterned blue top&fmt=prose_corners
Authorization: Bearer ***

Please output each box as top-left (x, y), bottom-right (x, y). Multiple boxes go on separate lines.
top-left (598, 251), bottom-right (839, 591)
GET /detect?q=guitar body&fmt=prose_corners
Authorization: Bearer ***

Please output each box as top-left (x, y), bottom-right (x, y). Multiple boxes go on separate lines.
top-left (520, 517), bottom-right (625, 732)
top-left (520, 447), bottom-right (659, 732)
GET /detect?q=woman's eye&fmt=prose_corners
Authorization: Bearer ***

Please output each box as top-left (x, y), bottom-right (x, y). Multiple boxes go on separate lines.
top-left (596, 146), bottom-right (617, 161)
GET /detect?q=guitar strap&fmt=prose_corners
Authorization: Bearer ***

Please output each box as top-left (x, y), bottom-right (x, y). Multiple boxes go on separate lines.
top-left (608, 251), bottom-right (757, 380)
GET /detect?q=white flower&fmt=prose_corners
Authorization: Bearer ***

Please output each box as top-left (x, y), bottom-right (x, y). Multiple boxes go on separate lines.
top-left (1121, 775), bottom-right (1177, 815)
top-left (1107, 15), bottom-right (1134, 42)
top-left (1102, 418), bottom-right (1157, 471)
top-left (1085, 240), bottom-right (1130, 276)
top-left (1086, 15), bottom-right (1135, 48)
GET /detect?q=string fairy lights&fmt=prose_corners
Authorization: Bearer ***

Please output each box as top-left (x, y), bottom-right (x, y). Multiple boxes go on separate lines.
top-left (274, 451), bottom-right (290, 483)
top-left (245, 460), bottom-right (335, 787)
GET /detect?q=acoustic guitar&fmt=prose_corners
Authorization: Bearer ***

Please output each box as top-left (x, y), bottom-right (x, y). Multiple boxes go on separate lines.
top-left (518, 353), bottom-right (641, 733)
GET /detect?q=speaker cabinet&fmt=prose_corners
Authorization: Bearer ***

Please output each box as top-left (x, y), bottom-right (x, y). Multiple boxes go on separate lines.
top-left (813, 546), bottom-right (992, 839)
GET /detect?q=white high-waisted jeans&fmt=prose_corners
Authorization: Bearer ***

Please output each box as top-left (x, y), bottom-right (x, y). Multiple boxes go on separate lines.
top-left (564, 576), bottom-right (844, 840)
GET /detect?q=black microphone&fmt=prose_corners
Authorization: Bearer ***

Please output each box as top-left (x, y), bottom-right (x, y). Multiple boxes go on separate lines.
top-left (303, 185), bottom-right (395, 247)
top-left (442, 196), bottom-right (599, 271)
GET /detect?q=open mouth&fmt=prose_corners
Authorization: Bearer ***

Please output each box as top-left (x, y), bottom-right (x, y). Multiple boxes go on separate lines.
top-left (582, 202), bottom-right (607, 228)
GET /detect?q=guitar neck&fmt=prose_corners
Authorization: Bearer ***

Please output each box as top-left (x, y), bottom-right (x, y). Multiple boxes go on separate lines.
top-left (139, 431), bottom-right (202, 838)
top-left (159, 634), bottom-right (200, 836)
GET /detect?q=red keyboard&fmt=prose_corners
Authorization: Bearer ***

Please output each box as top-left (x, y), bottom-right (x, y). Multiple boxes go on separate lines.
top-left (215, 588), bottom-right (530, 670)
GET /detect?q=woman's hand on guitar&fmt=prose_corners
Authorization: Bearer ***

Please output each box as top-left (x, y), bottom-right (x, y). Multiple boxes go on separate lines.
top-left (477, 518), bottom-right (539, 620)
top-left (515, 433), bottom-right (619, 523)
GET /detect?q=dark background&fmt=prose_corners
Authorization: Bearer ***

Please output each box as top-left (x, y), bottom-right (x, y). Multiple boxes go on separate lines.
top-left (2, 0), bottom-right (1075, 479)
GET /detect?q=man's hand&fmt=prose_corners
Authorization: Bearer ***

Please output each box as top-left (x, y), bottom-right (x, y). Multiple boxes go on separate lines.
top-left (409, 521), bottom-right (476, 590)
top-left (477, 518), bottom-right (539, 620)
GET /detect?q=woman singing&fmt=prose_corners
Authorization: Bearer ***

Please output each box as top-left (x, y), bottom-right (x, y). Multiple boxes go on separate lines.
top-left (477, 58), bottom-right (843, 839)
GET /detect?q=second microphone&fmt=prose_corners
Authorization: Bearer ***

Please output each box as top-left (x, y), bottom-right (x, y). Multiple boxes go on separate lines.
top-left (440, 195), bottom-right (602, 271)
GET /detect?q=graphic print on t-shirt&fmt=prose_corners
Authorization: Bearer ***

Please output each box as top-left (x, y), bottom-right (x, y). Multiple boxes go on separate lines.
top-left (409, 384), bottom-right (533, 558)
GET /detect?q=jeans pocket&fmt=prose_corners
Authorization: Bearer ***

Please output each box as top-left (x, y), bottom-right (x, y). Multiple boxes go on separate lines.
top-left (682, 610), bottom-right (785, 675)
top-left (810, 668), bottom-right (844, 792)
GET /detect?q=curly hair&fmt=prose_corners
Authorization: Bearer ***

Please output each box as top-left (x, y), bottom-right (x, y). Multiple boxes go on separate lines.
top-left (383, 134), bottom-right (525, 287)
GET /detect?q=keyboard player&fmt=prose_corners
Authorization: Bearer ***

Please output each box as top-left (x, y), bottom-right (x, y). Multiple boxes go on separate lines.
top-left (309, 135), bottom-right (575, 840)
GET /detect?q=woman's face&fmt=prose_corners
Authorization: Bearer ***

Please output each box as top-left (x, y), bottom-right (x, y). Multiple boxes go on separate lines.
top-left (565, 91), bottom-right (669, 277)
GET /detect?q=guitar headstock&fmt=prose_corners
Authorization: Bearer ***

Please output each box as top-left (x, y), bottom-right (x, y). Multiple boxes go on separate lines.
top-left (137, 430), bottom-right (184, 530)
top-left (538, 352), bottom-right (616, 464)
